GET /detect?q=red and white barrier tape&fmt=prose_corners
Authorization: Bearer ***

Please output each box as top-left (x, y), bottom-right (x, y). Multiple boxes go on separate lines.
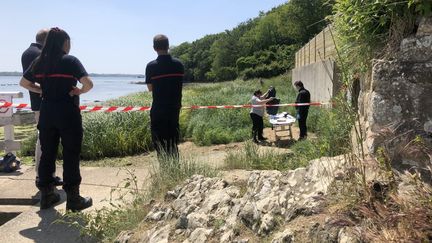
top-left (0, 102), bottom-right (330, 113)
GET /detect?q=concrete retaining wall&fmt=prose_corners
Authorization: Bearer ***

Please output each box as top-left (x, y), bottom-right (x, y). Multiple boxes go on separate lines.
top-left (291, 60), bottom-right (339, 102)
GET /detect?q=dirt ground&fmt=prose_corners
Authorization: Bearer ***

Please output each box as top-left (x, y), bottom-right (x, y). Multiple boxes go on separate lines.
top-left (83, 125), bottom-right (313, 169)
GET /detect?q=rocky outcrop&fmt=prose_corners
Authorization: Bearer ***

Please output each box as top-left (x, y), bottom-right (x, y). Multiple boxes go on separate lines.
top-left (359, 17), bottom-right (432, 179)
top-left (117, 156), bottom-right (355, 243)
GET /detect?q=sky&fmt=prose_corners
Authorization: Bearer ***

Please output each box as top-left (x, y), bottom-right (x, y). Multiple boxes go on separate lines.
top-left (0, 0), bottom-right (288, 74)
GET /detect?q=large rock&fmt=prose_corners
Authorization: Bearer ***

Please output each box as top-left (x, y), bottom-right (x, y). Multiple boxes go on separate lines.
top-left (123, 155), bottom-right (347, 242)
top-left (272, 229), bottom-right (294, 243)
top-left (359, 16), bottom-right (432, 179)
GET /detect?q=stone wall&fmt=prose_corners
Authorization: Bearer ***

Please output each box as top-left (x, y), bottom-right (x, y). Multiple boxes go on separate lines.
top-left (359, 17), bottom-right (432, 179)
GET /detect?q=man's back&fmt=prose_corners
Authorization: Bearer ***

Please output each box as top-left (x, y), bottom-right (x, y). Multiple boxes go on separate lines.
top-left (22, 43), bottom-right (42, 72)
top-left (145, 55), bottom-right (183, 110)
top-left (296, 87), bottom-right (311, 113)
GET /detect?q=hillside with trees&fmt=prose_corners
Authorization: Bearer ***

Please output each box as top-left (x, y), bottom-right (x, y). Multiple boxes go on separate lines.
top-left (170, 0), bottom-right (334, 82)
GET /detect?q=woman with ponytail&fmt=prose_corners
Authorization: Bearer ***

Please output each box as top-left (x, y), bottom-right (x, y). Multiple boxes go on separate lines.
top-left (20, 28), bottom-right (93, 211)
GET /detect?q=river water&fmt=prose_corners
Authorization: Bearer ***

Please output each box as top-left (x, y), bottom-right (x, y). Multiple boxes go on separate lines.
top-left (0, 76), bottom-right (148, 105)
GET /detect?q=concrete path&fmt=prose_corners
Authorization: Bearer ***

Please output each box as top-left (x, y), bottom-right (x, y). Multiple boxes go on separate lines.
top-left (0, 165), bottom-right (150, 243)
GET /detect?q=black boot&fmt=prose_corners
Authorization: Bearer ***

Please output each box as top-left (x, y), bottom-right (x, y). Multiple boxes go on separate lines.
top-left (65, 186), bottom-right (93, 212)
top-left (252, 131), bottom-right (259, 143)
top-left (258, 130), bottom-right (267, 141)
top-left (40, 185), bottom-right (61, 210)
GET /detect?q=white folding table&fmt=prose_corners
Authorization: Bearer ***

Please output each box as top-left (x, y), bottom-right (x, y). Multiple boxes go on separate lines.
top-left (269, 113), bottom-right (296, 141)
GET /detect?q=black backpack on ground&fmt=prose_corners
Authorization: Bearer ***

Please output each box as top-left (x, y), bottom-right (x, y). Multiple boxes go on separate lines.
top-left (0, 153), bottom-right (21, 173)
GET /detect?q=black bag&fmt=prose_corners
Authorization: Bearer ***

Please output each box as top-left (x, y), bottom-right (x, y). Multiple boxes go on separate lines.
top-left (266, 98), bottom-right (280, 115)
top-left (0, 152), bottom-right (21, 173)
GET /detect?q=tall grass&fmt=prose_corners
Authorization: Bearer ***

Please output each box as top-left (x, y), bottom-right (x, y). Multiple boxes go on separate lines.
top-left (182, 76), bottom-right (297, 145)
top-left (225, 96), bottom-right (355, 171)
top-left (19, 76), bottom-right (298, 160)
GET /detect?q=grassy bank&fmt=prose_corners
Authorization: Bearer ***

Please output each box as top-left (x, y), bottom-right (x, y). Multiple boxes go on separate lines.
top-left (19, 75), bottom-right (302, 160)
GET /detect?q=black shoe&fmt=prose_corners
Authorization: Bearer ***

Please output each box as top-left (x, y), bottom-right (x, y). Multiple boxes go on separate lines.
top-left (40, 186), bottom-right (61, 210)
top-left (65, 186), bottom-right (93, 212)
top-left (258, 137), bottom-right (268, 141)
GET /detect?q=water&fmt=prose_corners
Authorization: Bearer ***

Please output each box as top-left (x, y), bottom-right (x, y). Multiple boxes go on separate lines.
top-left (0, 76), bottom-right (148, 105)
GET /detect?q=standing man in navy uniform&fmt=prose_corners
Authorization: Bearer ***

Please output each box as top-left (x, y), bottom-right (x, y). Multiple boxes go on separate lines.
top-left (294, 80), bottom-right (311, 140)
top-left (21, 29), bottom-right (63, 186)
top-left (145, 34), bottom-right (184, 159)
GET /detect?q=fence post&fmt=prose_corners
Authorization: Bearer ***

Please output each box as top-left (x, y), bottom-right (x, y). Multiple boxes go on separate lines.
top-left (0, 92), bottom-right (23, 154)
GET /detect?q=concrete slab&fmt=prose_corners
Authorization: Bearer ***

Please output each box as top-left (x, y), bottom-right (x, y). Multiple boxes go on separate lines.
top-left (0, 165), bottom-right (151, 242)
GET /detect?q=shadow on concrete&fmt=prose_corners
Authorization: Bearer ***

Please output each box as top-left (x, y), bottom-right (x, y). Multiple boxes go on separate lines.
top-left (0, 170), bottom-right (24, 177)
top-left (19, 207), bottom-right (95, 243)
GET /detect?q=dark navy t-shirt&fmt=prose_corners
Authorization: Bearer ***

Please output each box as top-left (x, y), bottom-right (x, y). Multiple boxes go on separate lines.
top-left (145, 55), bottom-right (184, 110)
top-left (21, 43), bottom-right (43, 111)
top-left (23, 55), bottom-right (88, 106)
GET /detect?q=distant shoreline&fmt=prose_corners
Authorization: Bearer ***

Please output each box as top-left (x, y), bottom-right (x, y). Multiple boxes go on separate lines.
top-left (0, 72), bottom-right (144, 78)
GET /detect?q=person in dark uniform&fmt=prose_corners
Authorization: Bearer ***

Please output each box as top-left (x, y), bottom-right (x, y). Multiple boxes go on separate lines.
top-left (21, 29), bottom-right (63, 187)
top-left (294, 80), bottom-right (311, 140)
top-left (20, 28), bottom-right (93, 211)
top-left (145, 34), bottom-right (183, 159)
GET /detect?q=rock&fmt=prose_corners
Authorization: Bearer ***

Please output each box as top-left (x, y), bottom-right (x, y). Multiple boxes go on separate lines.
top-left (272, 229), bottom-right (294, 243)
top-left (239, 202), bottom-right (260, 229)
top-left (147, 225), bottom-right (171, 243)
top-left (258, 213), bottom-right (276, 235)
top-left (114, 230), bottom-right (134, 243)
top-left (338, 227), bottom-right (360, 243)
top-left (417, 17), bottom-right (432, 36)
top-left (201, 190), bottom-right (231, 213)
top-left (233, 239), bottom-right (249, 243)
top-left (176, 215), bottom-right (189, 229)
top-left (188, 228), bottom-right (212, 243)
top-left (165, 190), bottom-right (179, 202)
top-left (359, 16), bottom-right (432, 180)
top-left (146, 211), bottom-right (165, 221)
top-left (220, 229), bottom-right (235, 243)
top-left (187, 212), bottom-right (209, 229)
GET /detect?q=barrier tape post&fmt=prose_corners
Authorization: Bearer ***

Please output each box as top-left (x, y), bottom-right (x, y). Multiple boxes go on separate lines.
top-left (0, 101), bottom-right (330, 113)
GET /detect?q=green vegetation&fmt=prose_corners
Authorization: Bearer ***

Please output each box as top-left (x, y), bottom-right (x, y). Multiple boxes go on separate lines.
top-left (181, 76), bottom-right (297, 145)
top-left (171, 0), bottom-right (333, 81)
top-left (225, 96), bottom-right (353, 171)
top-left (19, 76), bottom-right (298, 160)
top-left (332, 0), bottom-right (428, 83)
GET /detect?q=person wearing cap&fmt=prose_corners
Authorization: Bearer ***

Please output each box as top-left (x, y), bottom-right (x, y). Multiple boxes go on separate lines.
top-left (145, 34), bottom-right (184, 159)
top-left (294, 80), bottom-right (311, 140)
top-left (21, 29), bottom-right (63, 187)
top-left (250, 90), bottom-right (274, 143)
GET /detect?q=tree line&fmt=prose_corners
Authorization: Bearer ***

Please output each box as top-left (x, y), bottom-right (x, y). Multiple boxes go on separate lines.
top-left (170, 0), bottom-right (334, 82)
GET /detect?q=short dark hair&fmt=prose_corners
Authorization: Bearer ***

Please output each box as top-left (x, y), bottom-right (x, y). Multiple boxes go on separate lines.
top-left (153, 34), bottom-right (169, 50)
top-left (253, 89), bottom-right (262, 96)
top-left (35, 29), bottom-right (49, 44)
top-left (294, 80), bottom-right (304, 88)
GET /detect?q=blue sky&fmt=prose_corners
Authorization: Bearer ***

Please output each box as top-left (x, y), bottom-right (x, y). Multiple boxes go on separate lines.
top-left (0, 0), bottom-right (287, 74)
